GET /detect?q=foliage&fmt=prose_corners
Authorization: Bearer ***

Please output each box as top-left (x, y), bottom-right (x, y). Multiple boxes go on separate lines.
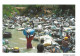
top-left (3, 5), bottom-right (20, 18)
top-left (3, 5), bottom-right (75, 18)
top-left (52, 5), bottom-right (75, 16)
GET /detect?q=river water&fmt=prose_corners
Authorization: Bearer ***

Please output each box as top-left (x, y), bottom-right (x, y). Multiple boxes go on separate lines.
top-left (4, 27), bottom-right (39, 53)
top-left (3, 27), bottom-right (73, 53)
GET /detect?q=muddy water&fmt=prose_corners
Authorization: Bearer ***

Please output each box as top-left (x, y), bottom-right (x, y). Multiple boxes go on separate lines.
top-left (4, 27), bottom-right (39, 53)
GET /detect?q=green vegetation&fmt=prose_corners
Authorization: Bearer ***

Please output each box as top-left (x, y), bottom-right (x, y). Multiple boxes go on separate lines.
top-left (3, 5), bottom-right (75, 18)
top-left (3, 5), bottom-right (20, 18)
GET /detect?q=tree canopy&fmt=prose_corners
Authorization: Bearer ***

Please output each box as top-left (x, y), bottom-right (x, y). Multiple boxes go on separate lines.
top-left (3, 5), bottom-right (75, 18)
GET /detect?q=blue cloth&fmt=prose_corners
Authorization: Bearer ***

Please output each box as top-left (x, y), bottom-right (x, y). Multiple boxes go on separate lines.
top-left (23, 28), bottom-right (35, 36)
top-left (62, 46), bottom-right (70, 52)
top-left (23, 29), bottom-right (27, 36)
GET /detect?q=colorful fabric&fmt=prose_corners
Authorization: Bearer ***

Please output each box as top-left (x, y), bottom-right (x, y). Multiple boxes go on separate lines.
top-left (27, 43), bottom-right (32, 49)
top-left (26, 36), bottom-right (34, 49)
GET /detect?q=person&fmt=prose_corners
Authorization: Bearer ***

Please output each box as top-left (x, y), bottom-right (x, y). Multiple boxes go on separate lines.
top-left (29, 20), bottom-right (34, 28)
top-left (61, 37), bottom-right (70, 53)
top-left (59, 25), bottom-right (63, 38)
top-left (37, 39), bottom-right (44, 53)
top-left (23, 29), bottom-right (35, 49)
top-left (50, 44), bottom-right (60, 53)
top-left (26, 31), bottom-right (34, 49)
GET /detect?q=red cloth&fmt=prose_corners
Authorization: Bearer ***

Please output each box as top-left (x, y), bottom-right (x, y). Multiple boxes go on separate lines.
top-left (26, 36), bottom-right (34, 49)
